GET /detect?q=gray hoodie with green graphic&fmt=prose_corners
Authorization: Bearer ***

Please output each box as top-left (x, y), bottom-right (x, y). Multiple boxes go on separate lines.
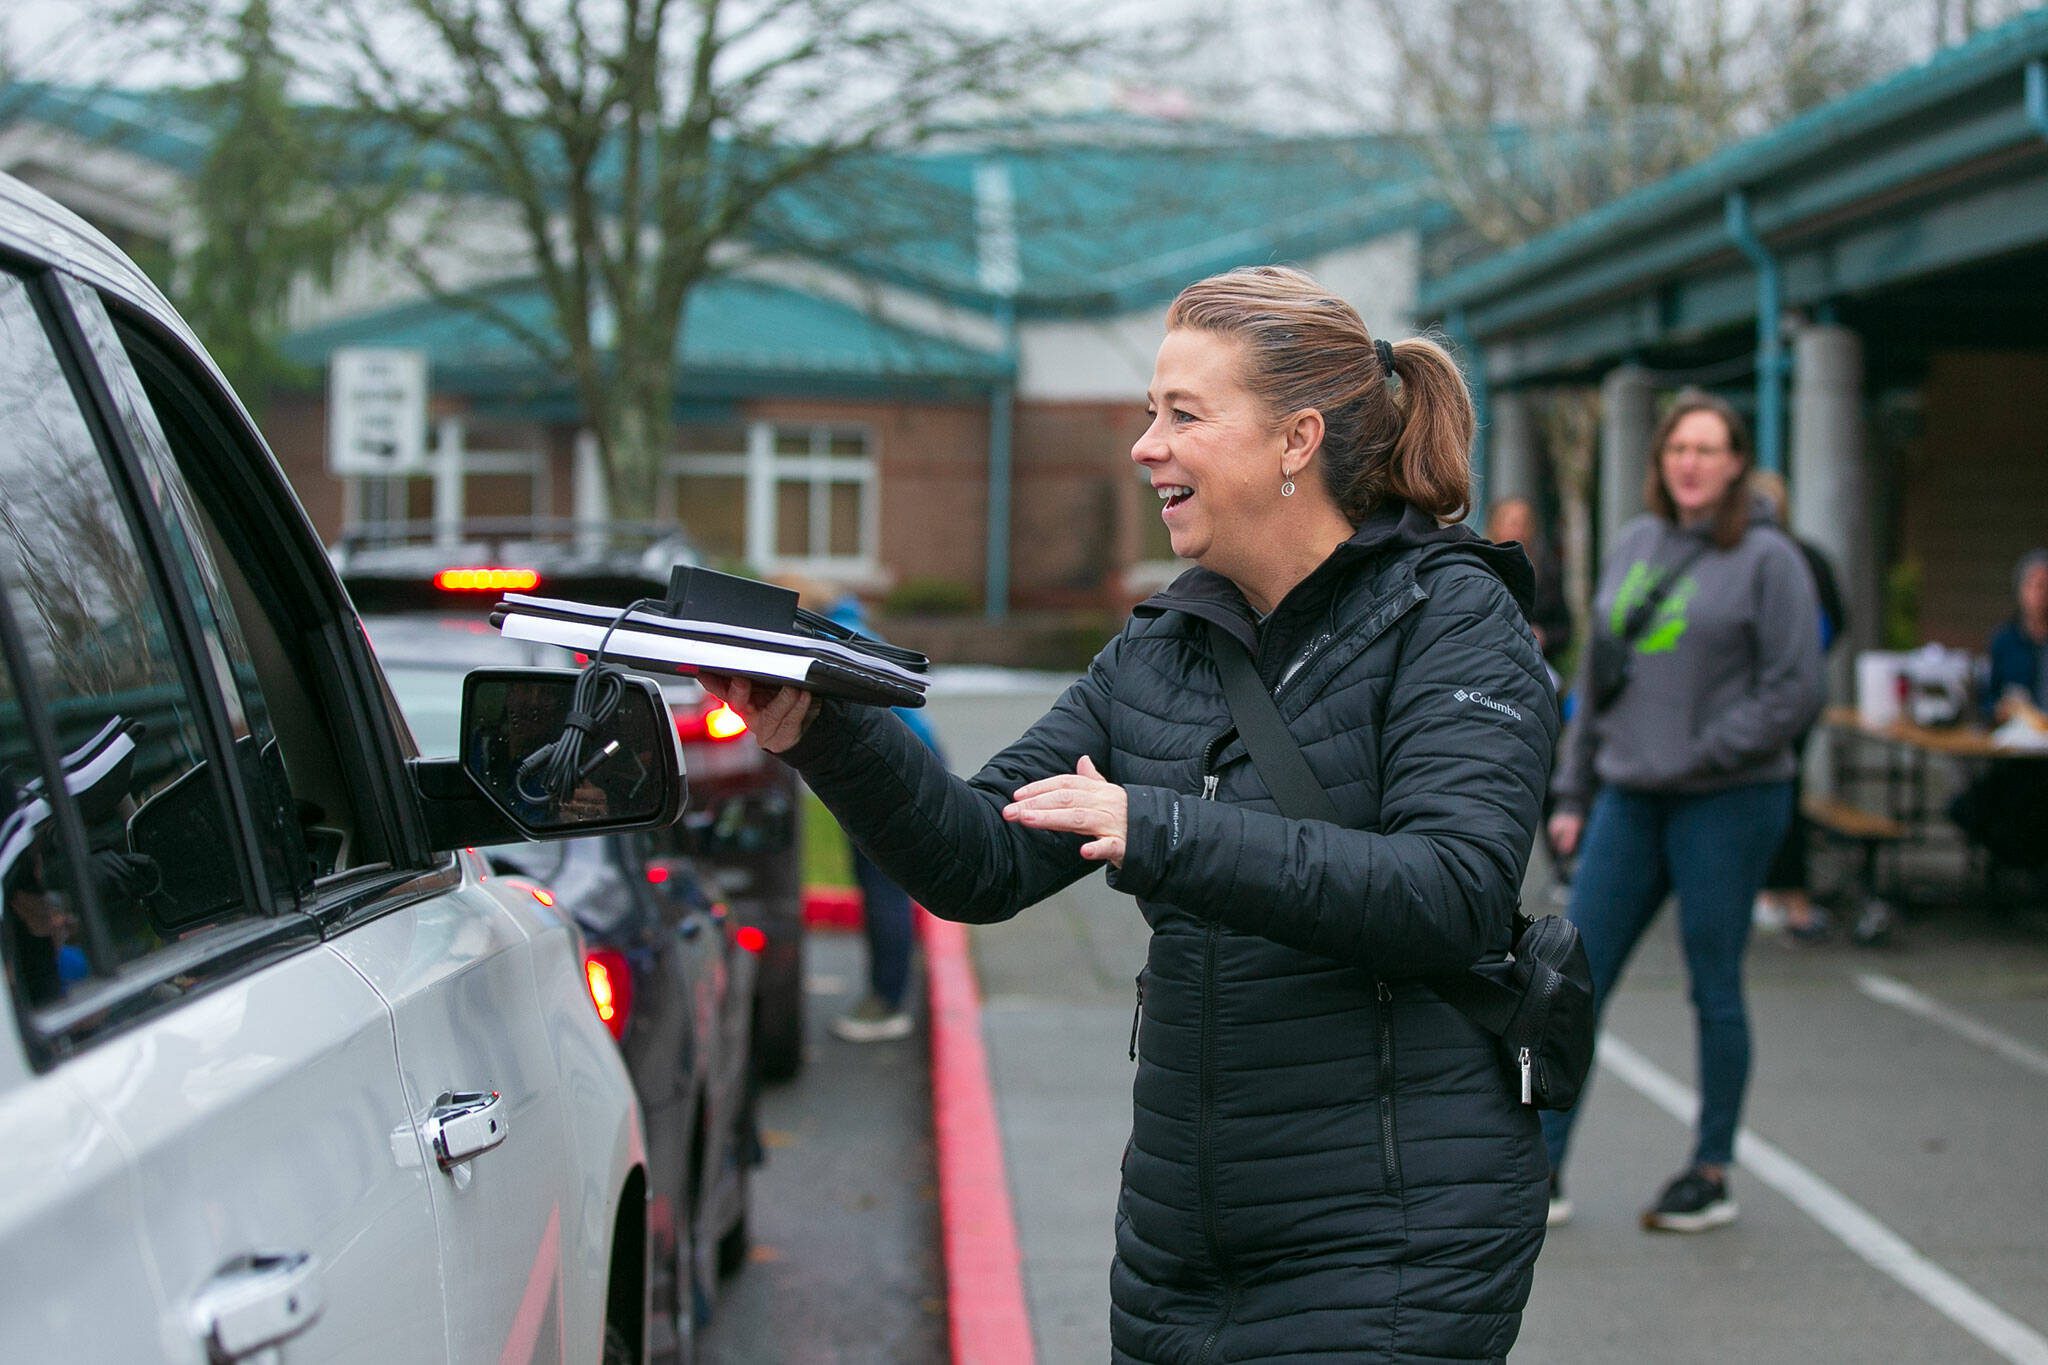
top-left (1554, 508), bottom-right (1824, 812)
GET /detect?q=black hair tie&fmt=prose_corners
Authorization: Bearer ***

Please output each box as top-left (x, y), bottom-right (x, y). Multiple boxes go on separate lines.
top-left (1375, 337), bottom-right (1397, 379)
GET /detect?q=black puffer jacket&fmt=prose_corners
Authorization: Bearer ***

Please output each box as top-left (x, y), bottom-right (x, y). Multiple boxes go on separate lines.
top-left (781, 503), bottom-right (1558, 1362)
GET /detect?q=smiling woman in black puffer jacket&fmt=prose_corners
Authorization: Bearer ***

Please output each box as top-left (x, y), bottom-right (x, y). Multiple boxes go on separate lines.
top-left (709, 265), bottom-right (1558, 1363)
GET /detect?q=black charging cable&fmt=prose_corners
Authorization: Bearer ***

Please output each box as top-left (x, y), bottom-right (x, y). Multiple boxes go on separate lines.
top-left (793, 605), bottom-right (929, 673)
top-left (513, 597), bottom-right (658, 812)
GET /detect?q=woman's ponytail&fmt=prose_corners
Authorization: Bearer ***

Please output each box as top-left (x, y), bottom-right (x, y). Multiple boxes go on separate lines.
top-left (1384, 336), bottom-right (1475, 524)
top-left (1166, 265), bottom-right (1478, 526)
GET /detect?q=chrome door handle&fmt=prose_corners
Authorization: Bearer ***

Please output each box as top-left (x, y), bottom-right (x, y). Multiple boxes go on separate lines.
top-left (424, 1090), bottom-right (509, 1168)
top-left (191, 1251), bottom-right (324, 1362)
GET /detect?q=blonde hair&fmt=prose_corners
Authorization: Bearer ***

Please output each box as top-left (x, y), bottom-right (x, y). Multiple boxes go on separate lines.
top-left (1165, 265), bottom-right (1474, 522)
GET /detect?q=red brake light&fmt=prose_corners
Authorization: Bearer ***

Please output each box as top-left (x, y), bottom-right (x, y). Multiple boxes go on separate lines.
top-left (435, 567), bottom-right (540, 592)
top-left (584, 949), bottom-right (633, 1041)
top-left (735, 925), bottom-right (767, 954)
top-left (677, 701), bottom-right (748, 743)
top-left (646, 865), bottom-right (670, 885)
top-left (531, 887), bottom-right (555, 907)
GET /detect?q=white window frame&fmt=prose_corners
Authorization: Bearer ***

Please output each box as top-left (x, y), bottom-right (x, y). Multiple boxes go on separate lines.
top-left (663, 420), bottom-right (878, 575)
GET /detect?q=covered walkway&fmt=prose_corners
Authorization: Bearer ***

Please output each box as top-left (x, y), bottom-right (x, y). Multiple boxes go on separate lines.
top-left (1425, 10), bottom-right (2048, 649)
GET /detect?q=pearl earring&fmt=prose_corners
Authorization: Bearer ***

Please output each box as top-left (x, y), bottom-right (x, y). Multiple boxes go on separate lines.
top-left (1281, 478), bottom-right (1296, 497)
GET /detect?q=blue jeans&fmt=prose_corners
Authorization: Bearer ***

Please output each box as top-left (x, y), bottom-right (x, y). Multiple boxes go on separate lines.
top-left (1542, 780), bottom-right (1794, 1172)
top-left (853, 851), bottom-right (914, 1009)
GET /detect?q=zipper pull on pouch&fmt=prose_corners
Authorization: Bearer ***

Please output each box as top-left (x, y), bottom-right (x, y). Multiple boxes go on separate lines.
top-left (1200, 774), bottom-right (1219, 800)
top-left (1129, 970), bottom-right (1145, 1060)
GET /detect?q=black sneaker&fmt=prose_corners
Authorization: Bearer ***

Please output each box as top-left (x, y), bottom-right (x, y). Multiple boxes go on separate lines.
top-left (1641, 1168), bottom-right (1737, 1233)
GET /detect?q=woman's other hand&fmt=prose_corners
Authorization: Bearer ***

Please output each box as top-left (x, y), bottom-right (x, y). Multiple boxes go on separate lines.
top-left (1005, 755), bottom-right (1128, 867)
top-left (1548, 811), bottom-right (1584, 859)
top-left (698, 673), bottom-right (820, 754)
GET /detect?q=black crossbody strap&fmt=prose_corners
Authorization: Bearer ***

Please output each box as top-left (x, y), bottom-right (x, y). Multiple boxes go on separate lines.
top-left (1206, 620), bottom-right (1340, 824)
top-left (1207, 620), bottom-right (1526, 1038)
top-left (1617, 539), bottom-right (1709, 646)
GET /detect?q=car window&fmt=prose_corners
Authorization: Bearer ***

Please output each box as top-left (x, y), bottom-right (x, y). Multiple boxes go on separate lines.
top-left (59, 285), bottom-right (315, 902)
top-left (0, 270), bottom-right (258, 1007)
top-left (108, 312), bottom-right (398, 880)
top-left (0, 620), bottom-right (94, 1006)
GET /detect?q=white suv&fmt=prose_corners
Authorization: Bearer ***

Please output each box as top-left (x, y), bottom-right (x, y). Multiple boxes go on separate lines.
top-left (0, 172), bottom-right (677, 1362)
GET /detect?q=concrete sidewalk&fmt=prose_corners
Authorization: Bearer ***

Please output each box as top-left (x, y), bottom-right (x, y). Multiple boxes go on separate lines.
top-left (926, 681), bottom-right (2048, 1364)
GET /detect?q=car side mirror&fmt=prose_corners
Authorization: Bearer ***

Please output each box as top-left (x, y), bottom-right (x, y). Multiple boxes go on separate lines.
top-left (411, 667), bottom-right (688, 849)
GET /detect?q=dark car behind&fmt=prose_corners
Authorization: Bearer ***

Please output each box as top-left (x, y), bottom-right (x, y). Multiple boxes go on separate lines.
top-left (338, 523), bottom-right (810, 1079)
top-left (368, 606), bottom-right (758, 1362)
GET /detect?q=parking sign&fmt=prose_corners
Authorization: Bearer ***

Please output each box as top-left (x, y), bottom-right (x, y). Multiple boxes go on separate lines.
top-left (328, 348), bottom-right (428, 476)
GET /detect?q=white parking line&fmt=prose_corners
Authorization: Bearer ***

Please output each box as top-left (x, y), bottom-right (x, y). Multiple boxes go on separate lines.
top-left (1597, 1033), bottom-right (2048, 1365)
top-left (1854, 973), bottom-right (2048, 1081)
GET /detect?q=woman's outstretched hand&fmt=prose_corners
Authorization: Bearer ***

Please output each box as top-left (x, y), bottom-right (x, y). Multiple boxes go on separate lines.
top-left (697, 673), bottom-right (820, 754)
top-left (1005, 755), bottom-right (1128, 867)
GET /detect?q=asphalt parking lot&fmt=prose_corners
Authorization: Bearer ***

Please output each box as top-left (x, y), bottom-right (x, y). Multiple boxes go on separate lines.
top-left (943, 680), bottom-right (2048, 1365)
top-left (701, 927), bottom-right (946, 1363)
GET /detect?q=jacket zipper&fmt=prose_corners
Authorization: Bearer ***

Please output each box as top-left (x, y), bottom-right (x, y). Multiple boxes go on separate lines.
top-left (1518, 964), bottom-right (1566, 1105)
top-left (1194, 919), bottom-right (1236, 1364)
top-left (1195, 724), bottom-right (1238, 1362)
top-left (1377, 981), bottom-right (1401, 1187)
top-left (1128, 970), bottom-right (1144, 1061)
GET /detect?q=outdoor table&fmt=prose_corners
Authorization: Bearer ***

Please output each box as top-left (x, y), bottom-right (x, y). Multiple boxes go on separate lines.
top-left (1822, 706), bottom-right (2048, 901)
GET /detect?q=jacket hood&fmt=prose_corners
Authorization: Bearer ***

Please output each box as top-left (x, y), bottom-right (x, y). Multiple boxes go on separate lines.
top-left (1135, 500), bottom-right (1537, 625)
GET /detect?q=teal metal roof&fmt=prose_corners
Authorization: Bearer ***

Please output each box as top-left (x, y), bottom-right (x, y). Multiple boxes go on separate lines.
top-left (0, 83), bottom-right (216, 173)
top-left (278, 273), bottom-right (1010, 403)
top-left (759, 133), bottom-right (1440, 316)
top-left (1422, 7), bottom-right (2048, 319)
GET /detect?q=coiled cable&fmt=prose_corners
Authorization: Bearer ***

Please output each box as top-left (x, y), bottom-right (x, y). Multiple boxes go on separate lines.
top-left (513, 597), bottom-right (658, 811)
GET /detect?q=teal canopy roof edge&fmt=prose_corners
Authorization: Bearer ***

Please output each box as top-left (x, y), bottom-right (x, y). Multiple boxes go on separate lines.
top-left (278, 273), bottom-right (1011, 401)
top-left (0, 82), bottom-right (215, 173)
top-left (1420, 7), bottom-right (2048, 316)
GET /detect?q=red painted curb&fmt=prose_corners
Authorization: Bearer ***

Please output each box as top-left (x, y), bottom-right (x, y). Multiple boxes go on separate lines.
top-left (920, 907), bottom-right (1036, 1365)
top-left (802, 885), bottom-right (864, 930)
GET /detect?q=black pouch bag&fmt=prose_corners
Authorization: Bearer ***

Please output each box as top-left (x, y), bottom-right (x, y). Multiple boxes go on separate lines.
top-left (1441, 910), bottom-right (1595, 1109)
top-left (1206, 620), bottom-right (1596, 1109)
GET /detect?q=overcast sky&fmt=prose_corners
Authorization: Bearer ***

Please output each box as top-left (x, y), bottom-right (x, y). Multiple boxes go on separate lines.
top-left (6, 0), bottom-right (1395, 130)
top-left (8, 0), bottom-right (2020, 134)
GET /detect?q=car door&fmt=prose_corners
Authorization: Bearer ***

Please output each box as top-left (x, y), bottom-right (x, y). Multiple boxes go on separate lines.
top-left (82, 279), bottom-right (636, 1364)
top-left (0, 265), bottom-right (447, 1361)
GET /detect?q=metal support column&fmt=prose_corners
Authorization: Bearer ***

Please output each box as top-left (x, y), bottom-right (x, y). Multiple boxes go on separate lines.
top-left (976, 158), bottom-right (1022, 622)
top-left (1445, 307), bottom-right (1490, 522)
top-left (1726, 190), bottom-right (1788, 475)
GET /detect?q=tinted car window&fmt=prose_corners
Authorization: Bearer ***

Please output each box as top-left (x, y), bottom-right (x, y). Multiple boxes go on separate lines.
top-left (0, 615), bottom-right (90, 1005)
top-left (57, 289), bottom-right (315, 900)
top-left (0, 270), bottom-right (255, 1004)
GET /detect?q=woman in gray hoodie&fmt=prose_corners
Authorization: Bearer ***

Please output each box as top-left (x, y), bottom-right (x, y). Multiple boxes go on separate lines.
top-left (1545, 390), bottom-right (1823, 1233)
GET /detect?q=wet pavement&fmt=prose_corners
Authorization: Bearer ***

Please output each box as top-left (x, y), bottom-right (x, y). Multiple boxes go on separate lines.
top-left (933, 679), bottom-right (2048, 1364)
top-left (701, 928), bottom-right (947, 1364)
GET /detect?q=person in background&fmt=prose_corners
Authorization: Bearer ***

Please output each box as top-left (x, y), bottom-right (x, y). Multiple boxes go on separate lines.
top-left (773, 574), bottom-right (943, 1043)
top-left (1487, 496), bottom-right (1575, 897)
top-left (1748, 470), bottom-right (1849, 942)
top-left (1546, 392), bottom-right (1823, 1234)
top-left (1985, 548), bottom-right (2048, 722)
top-left (1948, 549), bottom-right (2048, 875)
top-left (1486, 495), bottom-right (1573, 669)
